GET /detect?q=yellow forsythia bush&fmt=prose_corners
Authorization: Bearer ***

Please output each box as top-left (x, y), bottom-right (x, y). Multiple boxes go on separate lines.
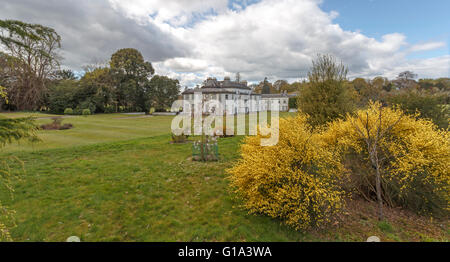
top-left (321, 102), bottom-right (450, 216)
top-left (227, 114), bottom-right (347, 230)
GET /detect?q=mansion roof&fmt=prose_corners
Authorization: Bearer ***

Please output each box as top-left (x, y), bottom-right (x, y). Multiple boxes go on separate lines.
top-left (182, 77), bottom-right (298, 99)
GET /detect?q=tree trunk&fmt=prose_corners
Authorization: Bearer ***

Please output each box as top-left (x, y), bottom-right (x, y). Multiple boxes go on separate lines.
top-left (375, 165), bottom-right (384, 220)
top-left (371, 147), bottom-right (384, 221)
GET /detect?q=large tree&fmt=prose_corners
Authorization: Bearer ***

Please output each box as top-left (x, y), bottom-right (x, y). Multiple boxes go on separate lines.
top-left (298, 54), bottom-right (356, 126)
top-left (0, 20), bottom-right (61, 110)
top-left (78, 67), bottom-right (116, 113)
top-left (109, 48), bottom-right (154, 111)
top-left (146, 75), bottom-right (180, 111)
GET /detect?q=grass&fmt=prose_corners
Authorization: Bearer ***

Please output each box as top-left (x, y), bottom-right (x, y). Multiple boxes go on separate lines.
top-left (0, 113), bottom-right (174, 152)
top-left (0, 112), bottom-right (448, 242)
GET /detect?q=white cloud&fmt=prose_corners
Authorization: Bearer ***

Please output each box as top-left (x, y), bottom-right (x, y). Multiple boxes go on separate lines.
top-left (108, 0), bottom-right (229, 26)
top-left (409, 41), bottom-right (446, 52)
top-left (2, 0), bottom-right (448, 86)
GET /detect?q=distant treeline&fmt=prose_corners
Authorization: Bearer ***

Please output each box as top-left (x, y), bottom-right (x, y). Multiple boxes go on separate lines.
top-left (254, 71), bottom-right (449, 129)
top-left (0, 19), bottom-right (180, 114)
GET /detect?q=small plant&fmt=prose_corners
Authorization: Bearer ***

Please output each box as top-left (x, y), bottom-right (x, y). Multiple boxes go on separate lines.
top-left (378, 221), bottom-right (394, 233)
top-left (192, 136), bottom-right (219, 162)
top-left (82, 109), bottom-right (91, 116)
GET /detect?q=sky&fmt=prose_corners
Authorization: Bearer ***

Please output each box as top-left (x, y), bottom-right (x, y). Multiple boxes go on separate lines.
top-left (0, 0), bottom-right (448, 87)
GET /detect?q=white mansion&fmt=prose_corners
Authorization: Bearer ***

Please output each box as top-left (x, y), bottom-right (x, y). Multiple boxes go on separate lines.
top-left (182, 77), bottom-right (295, 114)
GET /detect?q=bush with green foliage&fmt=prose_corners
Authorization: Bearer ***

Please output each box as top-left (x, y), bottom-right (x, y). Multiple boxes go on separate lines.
top-left (82, 109), bottom-right (91, 116)
top-left (77, 99), bottom-right (96, 114)
top-left (64, 108), bottom-right (73, 115)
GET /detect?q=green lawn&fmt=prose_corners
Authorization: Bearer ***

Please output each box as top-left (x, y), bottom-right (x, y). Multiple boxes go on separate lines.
top-left (0, 112), bottom-right (447, 242)
top-left (0, 113), bottom-right (174, 152)
top-left (0, 112), bottom-right (316, 242)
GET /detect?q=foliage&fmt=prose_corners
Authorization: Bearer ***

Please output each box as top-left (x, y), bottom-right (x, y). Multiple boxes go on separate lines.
top-left (147, 75), bottom-right (180, 112)
top-left (82, 109), bottom-right (91, 116)
top-left (52, 69), bottom-right (77, 81)
top-left (321, 102), bottom-right (450, 217)
top-left (0, 156), bottom-right (23, 242)
top-left (298, 54), bottom-right (356, 127)
top-left (228, 114), bottom-right (347, 230)
top-left (0, 111), bottom-right (38, 241)
top-left (418, 78), bottom-right (450, 92)
top-left (77, 99), bottom-right (96, 115)
top-left (64, 108), bottom-right (73, 115)
top-left (387, 90), bottom-right (449, 129)
top-left (110, 48), bottom-right (154, 112)
top-left (104, 105), bottom-right (116, 114)
top-left (351, 78), bottom-right (383, 107)
top-left (288, 97), bottom-right (297, 109)
top-left (46, 80), bottom-right (79, 114)
top-left (0, 117), bottom-right (39, 146)
top-left (0, 19), bottom-right (61, 110)
top-left (78, 67), bottom-right (115, 113)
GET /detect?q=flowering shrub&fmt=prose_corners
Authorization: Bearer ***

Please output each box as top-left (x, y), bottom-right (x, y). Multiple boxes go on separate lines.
top-left (321, 102), bottom-right (450, 216)
top-left (227, 114), bottom-right (347, 230)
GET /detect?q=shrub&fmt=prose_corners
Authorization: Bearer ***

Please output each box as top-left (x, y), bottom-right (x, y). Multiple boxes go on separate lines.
top-left (227, 114), bottom-right (347, 230)
top-left (321, 102), bottom-right (450, 217)
top-left (104, 105), bottom-right (116, 114)
top-left (64, 108), bottom-right (73, 115)
top-left (82, 109), bottom-right (91, 116)
top-left (78, 100), bottom-right (96, 114)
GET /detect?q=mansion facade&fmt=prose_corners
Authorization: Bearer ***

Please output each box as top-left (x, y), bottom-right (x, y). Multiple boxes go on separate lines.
top-left (182, 77), bottom-right (295, 115)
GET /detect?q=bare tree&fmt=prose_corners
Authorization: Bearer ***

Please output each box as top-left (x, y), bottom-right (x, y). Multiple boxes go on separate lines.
top-left (0, 20), bottom-right (61, 110)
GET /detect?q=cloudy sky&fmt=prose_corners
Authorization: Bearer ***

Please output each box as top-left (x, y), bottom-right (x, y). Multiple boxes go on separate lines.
top-left (1, 0), bottom-right (449, 86)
